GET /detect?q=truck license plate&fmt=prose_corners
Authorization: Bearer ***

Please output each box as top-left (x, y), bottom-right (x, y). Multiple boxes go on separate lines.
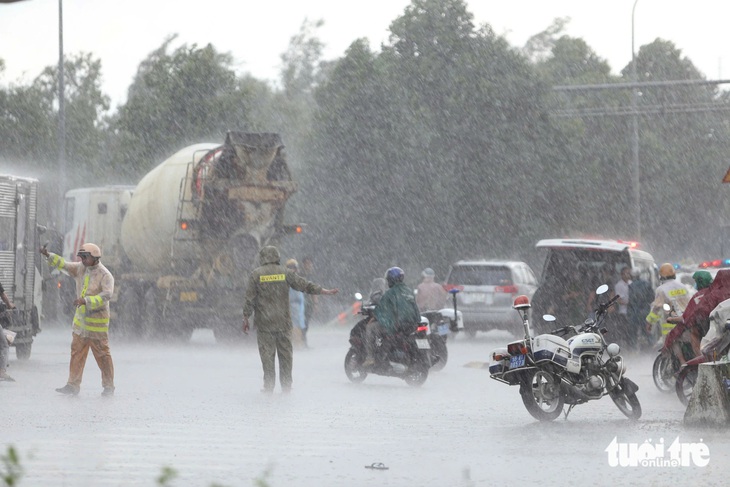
top-left (415, 339), bottom-right (431, 349)
top-left (509, 354), bottom-right (526, 369)
top-left (179, 291), bottom-right (198, 302)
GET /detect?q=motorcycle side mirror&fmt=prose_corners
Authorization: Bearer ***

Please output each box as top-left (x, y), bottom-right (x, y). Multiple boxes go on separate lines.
top-left (543, 314), bottom-right (556, 322)
top-left (596, 284), bottom-right (609, 295)
top-left (354, 292), bottom-right (363, 301)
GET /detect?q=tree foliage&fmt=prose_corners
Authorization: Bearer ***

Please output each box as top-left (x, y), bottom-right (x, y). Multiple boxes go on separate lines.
top-left (2, 1), bottom-right (730, 294)
top-left (107, 36), bottom-right (273, 180)
top-left (0, 52), bottom-right (108, 185)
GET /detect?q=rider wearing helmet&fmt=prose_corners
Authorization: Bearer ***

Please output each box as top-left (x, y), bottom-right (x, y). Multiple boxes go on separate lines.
top-left (362, 267), bottom-right (421, 367)
top-left (416, 267), bottom-right (448, 311)
top-left (664, 270), bottom-right (714, 363)
top-left (645, 263), bottom-right (693, 355)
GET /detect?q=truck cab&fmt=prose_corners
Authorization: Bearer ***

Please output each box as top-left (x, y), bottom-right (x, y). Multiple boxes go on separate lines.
top-left (59, 186), bottom-right (134, 318)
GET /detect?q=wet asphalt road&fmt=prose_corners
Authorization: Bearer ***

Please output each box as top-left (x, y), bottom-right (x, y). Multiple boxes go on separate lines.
top-left (2, 322), bottom-right (728, 486)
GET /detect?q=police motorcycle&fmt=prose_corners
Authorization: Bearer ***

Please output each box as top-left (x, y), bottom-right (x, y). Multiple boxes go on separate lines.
top-left (344, 292), bottom-right (434, 387)
top-left (419, 288), bottom-right (463, 371)
top-left (489, 285), bottom-right (642, 421)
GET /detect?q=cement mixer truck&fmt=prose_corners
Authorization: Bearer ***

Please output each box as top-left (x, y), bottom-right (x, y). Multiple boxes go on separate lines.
top-left (62, 132), bottom-right (301, 341)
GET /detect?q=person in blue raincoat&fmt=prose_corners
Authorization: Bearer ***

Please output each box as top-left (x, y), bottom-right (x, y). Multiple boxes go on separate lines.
top-left (287, 259), bottom-right (307, 348)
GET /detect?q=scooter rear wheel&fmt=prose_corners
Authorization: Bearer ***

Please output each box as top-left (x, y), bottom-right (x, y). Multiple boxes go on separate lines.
top-left (344, 348), bottom-right (368, 383)
top-left (429, 335), bottom-right (448, 371)
top-left (404, 363), bottom-right (429, 387)
top-left (652, 353), bottom-right (678, 393)
top-left (675, 365), bottom-right (698, 406)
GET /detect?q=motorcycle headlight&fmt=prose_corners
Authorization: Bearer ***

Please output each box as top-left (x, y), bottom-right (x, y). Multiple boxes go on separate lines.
top-left (606, 343), bottom-right (620, 357)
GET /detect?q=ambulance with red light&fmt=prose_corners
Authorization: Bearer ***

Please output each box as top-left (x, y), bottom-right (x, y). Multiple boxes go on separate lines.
top-left (530, 238), bottom-right (657, 333)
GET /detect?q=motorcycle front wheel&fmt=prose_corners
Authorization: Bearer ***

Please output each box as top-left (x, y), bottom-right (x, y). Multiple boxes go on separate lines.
top-left (519, 369), bottom-right (564, 422)
top-left (609, 378), bottom-right (642, 420)
top-left (652, 353), bottom-right (678, 393)
top-left (344, 349), bottom-right (368, 383)
top-left (675, 365), bottom-right (698, 406)
top-left (429, 335), bottom-right (448, 371)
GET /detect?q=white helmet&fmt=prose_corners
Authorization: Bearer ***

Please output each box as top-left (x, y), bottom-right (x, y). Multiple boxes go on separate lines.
top-left (77, 243), bottom-right (102, 259)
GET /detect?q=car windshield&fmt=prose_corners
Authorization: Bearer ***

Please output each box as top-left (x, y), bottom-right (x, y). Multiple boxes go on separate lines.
top-left (542, 249), bottom-right (630, 286)
top-left (447, 266), bottom-right (512, 286)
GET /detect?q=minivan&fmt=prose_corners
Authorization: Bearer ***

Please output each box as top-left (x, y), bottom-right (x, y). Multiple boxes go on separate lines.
top-left (443, 260), bottom-right (538, 336)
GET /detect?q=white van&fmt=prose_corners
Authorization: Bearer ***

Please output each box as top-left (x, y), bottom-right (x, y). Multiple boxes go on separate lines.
top-left (531, 238), bottom-right (656, 333)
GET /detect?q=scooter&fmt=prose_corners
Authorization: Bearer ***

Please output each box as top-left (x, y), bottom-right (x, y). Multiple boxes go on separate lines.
top-left (652, 303), bottom-right (697, 393)
top-left (675, 310), bottom-right (730, 405)
top-left (344, 293), bottom-right (433, 387)
top-left (419, 288), bottom-right (462, 371)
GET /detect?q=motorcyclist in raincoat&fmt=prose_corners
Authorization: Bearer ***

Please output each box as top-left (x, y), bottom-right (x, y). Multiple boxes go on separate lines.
top-left (362, 267), bottom-right (420, 367)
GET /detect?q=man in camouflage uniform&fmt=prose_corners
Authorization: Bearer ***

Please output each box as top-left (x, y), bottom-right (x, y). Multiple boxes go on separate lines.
top-left (42, 243), bottom-right (115, 396)
top-left (242, 246), bottom-right (338, 393)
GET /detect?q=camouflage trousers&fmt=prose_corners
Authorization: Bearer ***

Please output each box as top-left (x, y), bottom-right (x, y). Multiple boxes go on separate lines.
top-left (257, 329), bottom-right (293, 391)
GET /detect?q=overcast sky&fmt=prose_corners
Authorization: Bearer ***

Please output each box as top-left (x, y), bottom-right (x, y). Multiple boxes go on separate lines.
top-left (1, 0), bottom-right (729, 109)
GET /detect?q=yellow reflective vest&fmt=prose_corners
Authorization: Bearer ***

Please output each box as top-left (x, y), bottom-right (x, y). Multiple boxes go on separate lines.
top-left (645, 279), bottom-right (693, 336)
top-left (47, 252), bottom-right (114, 338)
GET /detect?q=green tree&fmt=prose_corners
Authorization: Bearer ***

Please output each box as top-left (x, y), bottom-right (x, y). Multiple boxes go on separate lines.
top-left (536, 34), bottom-right (632, 238)
top-left (34, 53), bottom-right (110, 181)
top-left (0, 53), bottom-right (109, 187)
top-left (108, 36), bottom-right (273, 180)
top-left (305, 0), bottom-right (558, 287)
top-left (622, 39), bottom-right (730, 257)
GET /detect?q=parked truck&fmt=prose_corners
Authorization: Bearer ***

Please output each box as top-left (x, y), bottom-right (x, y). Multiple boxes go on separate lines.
top-left (62, 132), bottom-right (301, 341)
top-left (0, 174), bottom-right (43, 359)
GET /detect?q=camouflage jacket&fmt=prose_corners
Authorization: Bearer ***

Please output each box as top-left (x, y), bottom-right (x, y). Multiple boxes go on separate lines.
top-left (243, 247), bottom-right (323, 332)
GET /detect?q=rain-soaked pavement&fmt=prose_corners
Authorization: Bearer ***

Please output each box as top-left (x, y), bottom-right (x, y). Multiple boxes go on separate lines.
top-left (2, 319), bottom-right (729, 486)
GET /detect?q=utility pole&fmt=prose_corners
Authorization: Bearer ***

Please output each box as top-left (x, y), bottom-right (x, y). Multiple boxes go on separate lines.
top-left (631, 0), bottom-right (640, 240)
top-left (57, 0), bottom-right (66, 228)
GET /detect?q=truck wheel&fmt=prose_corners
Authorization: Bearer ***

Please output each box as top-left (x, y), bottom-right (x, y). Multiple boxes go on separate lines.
top-left (143, 288), bottom-right (162, 340)
top-left (15, 341), bottom-right (31, 360)
top-left (114, 285), bottom-right (142, 339)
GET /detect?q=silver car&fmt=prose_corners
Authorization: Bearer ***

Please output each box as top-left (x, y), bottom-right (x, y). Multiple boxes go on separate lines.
top-left (444, 260), bottom-right (538, 337)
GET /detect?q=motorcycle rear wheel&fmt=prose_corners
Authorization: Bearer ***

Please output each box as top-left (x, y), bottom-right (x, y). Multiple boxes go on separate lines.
top-left (675, 365), bottom-right (698, 406)
top-left (519, 369), bottom-right (564, 422)
top-left (404, 363), bottom-right (429, 387)
top-left (429, 335), bottom-right (448, 371)
top-left (652, 353), bottom-right (678, 393)
top-left (344, 349), bottom-right (368, 383)
top-left (609, 378), bottom-right (642, 420)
